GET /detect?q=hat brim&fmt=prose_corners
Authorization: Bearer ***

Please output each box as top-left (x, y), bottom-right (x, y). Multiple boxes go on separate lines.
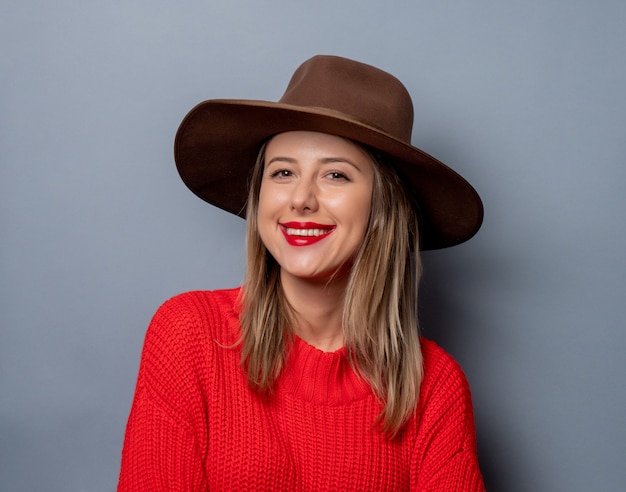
top-left (174, 99), bottom-right (483, 250)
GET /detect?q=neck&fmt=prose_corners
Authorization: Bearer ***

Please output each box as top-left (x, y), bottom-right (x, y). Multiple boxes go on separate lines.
top-left (280, 272), bottom-right (348, 352)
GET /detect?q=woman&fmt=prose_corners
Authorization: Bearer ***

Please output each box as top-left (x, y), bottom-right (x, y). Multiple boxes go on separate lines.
top-left (118, 55), bottom-right (485, 490)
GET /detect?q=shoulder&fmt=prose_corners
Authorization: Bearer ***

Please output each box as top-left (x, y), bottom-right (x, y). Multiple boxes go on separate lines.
top-left (420, 338), bottom-right (470, 388)
top-left (155, 287), bottom-right (241, 320)
top-left (418, 338), bottom-right (474, 416)
top-left (135, 287), bottom-right (242, 413)
top-left (148, 287), bottom-right (242, 344)
top-left (139, 288), bottom-right (242, 376)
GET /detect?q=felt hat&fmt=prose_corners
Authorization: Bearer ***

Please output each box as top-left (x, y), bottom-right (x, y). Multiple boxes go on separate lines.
top-left (174, 55), bottom-right (483, 250)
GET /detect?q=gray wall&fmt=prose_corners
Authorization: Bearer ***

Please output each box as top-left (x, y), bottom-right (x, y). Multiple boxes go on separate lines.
top-left (2, 1), bottom-right (625, 490)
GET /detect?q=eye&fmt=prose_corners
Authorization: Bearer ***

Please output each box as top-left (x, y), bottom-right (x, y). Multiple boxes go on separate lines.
top-left (269, 169), bottom-right (293, 179)
top-left (326, 171), bottom-right (349, 181)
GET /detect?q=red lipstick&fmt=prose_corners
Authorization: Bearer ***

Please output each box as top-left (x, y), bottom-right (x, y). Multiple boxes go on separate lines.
top-left (280, 222), bottom-right (335, 247)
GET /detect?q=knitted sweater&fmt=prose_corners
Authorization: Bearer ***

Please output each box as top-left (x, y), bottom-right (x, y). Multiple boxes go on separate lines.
top-left (118, 288), bottom-right (485, 491)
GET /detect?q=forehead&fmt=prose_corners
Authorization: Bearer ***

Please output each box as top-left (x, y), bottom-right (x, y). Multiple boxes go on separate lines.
top-left (265, 131), bottom-right (372, 162)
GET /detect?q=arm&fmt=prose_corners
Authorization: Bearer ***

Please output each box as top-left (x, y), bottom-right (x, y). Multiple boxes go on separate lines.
top-left (410, 341), bottom-right (485, 491)
top-left (118, 293), bottom-right (214, 491)
top-left (118, 382), bottom-right (207, 491)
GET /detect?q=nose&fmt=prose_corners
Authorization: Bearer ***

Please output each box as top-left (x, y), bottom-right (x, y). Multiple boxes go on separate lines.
top-left (289, 175), bottom-right (318, 214)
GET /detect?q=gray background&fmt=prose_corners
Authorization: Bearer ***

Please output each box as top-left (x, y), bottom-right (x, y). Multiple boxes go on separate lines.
top-left (2, 1), bottom-right (625, 491)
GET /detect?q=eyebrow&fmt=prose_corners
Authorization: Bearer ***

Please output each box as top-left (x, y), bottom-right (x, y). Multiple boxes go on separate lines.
top-left (266, 156), bottom-right (365, 172)
top-left (266, 156), bottom-right (297, 165)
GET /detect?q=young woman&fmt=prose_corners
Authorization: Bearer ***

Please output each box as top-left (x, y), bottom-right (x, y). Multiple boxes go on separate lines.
top-left (118, 55), bottom-right (485, 490)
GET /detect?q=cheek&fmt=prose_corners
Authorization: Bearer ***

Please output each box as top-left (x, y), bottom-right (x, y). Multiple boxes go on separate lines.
top-left (256, 189), bottom-right (271, 244)
top-left (256, 187), bottom-right (286, 255)
top-left (258, 182), bottom-right (288, 217)
top-left (257, 184), bottom-right (276, 225)
top-left (355, 190), bottom-right (373, 231)
top-left (333, 190), bottom-right (372, 249)
top-left (256, 207), bottom-right (272, 249)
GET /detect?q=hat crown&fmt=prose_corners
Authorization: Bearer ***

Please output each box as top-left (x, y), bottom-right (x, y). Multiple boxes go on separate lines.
top-left (279, 55), bottom-right (414, 143)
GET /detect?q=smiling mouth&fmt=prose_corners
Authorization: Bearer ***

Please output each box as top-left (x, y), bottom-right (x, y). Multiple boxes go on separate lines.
top-left (280, 223), bottom-right (335, 246)
top-left (284, 227), bottom-right (334, 237)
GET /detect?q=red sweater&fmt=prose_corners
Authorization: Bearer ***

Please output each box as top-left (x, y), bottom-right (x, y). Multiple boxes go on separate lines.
top-left (118, 288), bottom-right (485, 491)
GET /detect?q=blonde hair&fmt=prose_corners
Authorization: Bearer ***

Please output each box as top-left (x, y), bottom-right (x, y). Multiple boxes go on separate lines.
top-left (239, 141), bottom-right (423, 437)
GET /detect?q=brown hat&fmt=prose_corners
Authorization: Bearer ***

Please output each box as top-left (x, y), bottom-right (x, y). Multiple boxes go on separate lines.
top-left (174, 55), bottom-right (483, 250)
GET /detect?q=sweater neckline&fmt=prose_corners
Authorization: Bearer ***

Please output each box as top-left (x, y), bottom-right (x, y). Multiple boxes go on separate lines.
top-left (278, 335), bottom-right (373, 405)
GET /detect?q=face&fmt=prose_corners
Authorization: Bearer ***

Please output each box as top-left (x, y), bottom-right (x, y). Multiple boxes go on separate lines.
top-left (257, 131), bottom-right (375, 285)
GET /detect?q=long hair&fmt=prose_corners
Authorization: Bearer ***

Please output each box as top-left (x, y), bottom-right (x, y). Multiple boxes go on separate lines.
top-left (239, 141), bottom-right (423, 437)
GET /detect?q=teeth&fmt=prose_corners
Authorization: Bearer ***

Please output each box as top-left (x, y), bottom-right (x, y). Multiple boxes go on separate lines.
top-left (285, 228), bottom-right (331, 237)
